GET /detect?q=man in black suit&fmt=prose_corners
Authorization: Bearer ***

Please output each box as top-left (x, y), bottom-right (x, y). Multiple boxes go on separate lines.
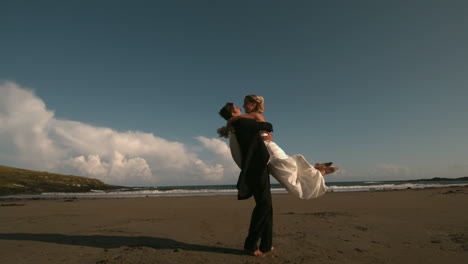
top-left (219, 103), bottom-right (273, 256)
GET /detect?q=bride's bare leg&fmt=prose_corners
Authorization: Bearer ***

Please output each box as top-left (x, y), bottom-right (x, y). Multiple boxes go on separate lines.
top-left (314, 163), bottom-right (326, 173)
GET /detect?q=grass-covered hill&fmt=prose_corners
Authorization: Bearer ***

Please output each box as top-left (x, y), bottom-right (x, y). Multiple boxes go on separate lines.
top-left (0, 165), bottom-right (120, 196)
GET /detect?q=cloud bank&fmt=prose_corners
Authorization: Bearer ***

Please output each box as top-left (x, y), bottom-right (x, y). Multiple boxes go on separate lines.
top-left (0, 81), bottom-right (238, 186)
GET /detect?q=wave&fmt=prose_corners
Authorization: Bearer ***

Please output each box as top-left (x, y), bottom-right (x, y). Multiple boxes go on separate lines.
top-left (328, 183), bottom-right (468, 192)
top-left (2, 182), bottom-right (467, 199)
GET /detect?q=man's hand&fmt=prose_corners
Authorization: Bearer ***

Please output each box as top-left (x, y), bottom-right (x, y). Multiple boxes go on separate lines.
top-left (262, 132), bottom-right (273, 142)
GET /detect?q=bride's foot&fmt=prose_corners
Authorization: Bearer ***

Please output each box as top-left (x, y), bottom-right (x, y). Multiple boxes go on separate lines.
top-left (315, 163), bottom-right (331, 171)
top-left (314, 163), bottom-right (326, 175)
top-left (315, 163), bottom-right (339, 175)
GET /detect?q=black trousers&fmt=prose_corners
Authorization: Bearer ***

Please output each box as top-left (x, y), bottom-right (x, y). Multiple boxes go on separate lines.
top-left (243, 172), bottom-right (273, 253)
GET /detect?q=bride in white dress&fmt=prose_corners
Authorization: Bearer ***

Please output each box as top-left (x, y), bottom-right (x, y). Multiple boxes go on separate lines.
top-left (219, 95), bottom-right (339, 200)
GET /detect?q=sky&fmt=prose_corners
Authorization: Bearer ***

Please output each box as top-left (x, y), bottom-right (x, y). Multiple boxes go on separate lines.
top-left (1, 0), bottom-right (467, 186)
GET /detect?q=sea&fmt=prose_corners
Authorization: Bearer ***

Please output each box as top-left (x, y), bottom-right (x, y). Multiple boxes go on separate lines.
top-left (3, 179), bottom-right (468, 199)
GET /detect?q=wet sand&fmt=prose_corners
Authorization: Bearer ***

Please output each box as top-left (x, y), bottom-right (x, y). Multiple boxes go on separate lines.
top-left (1, 186), bottom-right (468, 264)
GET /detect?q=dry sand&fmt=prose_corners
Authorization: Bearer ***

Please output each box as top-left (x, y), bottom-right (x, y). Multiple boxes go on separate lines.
top-left (1, 186), bottom-right (468, 264)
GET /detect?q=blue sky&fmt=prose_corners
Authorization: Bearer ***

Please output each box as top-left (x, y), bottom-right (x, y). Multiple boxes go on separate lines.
top-left (1, 0), bottom-right (467, 186)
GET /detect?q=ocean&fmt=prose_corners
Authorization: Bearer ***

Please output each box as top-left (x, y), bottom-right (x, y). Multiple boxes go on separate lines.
top-left (3, 179), bottom-right (468, 199)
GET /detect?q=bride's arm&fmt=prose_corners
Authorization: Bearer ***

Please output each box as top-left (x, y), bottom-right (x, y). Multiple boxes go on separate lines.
top-left (227, 112), bottom-right (258, 126)
top-left (251, 112), bottom-right (266, 122)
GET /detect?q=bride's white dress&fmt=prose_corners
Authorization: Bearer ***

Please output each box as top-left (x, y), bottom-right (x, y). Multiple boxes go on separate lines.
top-left (230, 133), bottom-right (328, 200)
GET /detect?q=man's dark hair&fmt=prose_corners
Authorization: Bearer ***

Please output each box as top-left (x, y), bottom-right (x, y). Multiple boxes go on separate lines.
top-left (219, 103), bottom-right (234, 120)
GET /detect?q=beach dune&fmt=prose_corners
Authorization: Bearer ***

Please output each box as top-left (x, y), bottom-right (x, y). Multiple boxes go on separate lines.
top-left (1, 187), bottom-right (468, 264)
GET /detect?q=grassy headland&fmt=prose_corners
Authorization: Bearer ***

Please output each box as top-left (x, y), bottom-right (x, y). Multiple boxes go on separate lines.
top-left (0, 165), bottom-right (121, 196)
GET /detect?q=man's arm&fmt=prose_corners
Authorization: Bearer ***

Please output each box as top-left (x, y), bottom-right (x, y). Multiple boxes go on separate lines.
top-left (258, 122), bottom-right (273, 141)
top-left (257, 122), bottom-right (273, 133)
top-left (232, 119), bottom-right (273, 142)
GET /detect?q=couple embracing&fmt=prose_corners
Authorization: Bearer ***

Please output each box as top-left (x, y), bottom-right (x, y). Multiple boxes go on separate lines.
top-left (218, 95), bottom-right (339, 257)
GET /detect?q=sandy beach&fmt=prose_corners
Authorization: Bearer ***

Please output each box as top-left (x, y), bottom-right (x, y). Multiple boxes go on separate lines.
top-left (1, 186), bottom-right (467, 264)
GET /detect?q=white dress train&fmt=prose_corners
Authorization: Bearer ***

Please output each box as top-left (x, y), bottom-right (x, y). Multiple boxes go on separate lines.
top-left (230, 133), bottom-right (328, 200)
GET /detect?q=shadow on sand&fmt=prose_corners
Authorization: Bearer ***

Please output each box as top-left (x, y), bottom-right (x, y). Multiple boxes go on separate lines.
top-left (0, 233), bottom-right (246, 256)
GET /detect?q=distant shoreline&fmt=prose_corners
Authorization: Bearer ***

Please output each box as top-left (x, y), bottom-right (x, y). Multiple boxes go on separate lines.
top-left (0, 164), bottom-right (121, 196)
top-left (384, 176), bottom-right (468, 183)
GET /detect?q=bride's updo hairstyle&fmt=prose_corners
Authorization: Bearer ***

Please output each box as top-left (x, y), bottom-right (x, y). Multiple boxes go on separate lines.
top-left (245, 95), bottom-right (265, 113)
top-left (219, 103), bottom-right (235, 120)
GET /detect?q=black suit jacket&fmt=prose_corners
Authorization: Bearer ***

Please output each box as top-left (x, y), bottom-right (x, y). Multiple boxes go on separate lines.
top-left (231, 118), bottom-right (273, 200)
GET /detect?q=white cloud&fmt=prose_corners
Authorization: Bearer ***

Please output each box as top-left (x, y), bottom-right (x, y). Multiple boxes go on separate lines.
top-left (0, 81), bottom-right (237, 186)
top-left (59, 152), bottom-right (153, 185)
top-left (195, 136), bottom-right (232, 160)
top-left (195, 136), bottom-right (240, 181)
top-left (60, 155), bottom-right (111, 179)
top-left (0, 81), bottom-right (62, 167)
